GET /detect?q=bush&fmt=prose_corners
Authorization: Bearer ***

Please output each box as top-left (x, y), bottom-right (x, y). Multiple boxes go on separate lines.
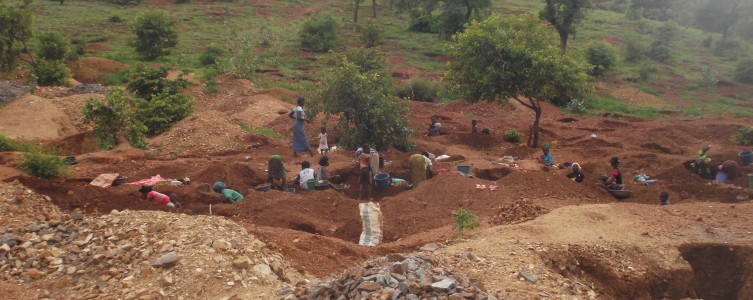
top-left (198, 44), bottom-right (224, 66)
top-left (565, 98), bottom-right (587, 114)
top-left (299, 14), bottom-right (339, 53)
top-left (82, 88), bottom-right (148, 149)
top-left (359, 20), bottom-right (382, 48)
top-left (697, 65), bottom-right (718, 87)
top-left (452, 207), bottom-right (479, 238)
top-left (37, 32), bottom-right (71, 61)
top-left (409, 10), bottom-right (439, 33)
top-left (221, 32), bottom-right (257, 80)
top-left (19, 152), bottom-right (67, 179)
top-left (736, 127), bottom-right (753, 146)
top-left (638, 63), bottom-right (658, 82)
top-left (504, 129), bottom-right (522, 143)
top-left (126, 65), bottom-right (187, 99)
top-left (257, 22), bottom-right (276, 46)
top-left (734, 59), bottom-right (753, 84)
top-left (701, 36), bottom-right (713, 48)
top-left (136, 91), bottom-right (193, 134)
top-left (586, 41), bottom-right (617, 76)
top-left (649, 41), bottom-right (672, 63)
top-left (108, 14), bottom-right (123, 23)
top-left (130, 11), bottom-right (178, 60)
top-left (32, 59), bottom-right (71, 86)
top-left (625, 37), bottom-right (647, 62)
top-left (0, 134), bottom-right (16, 151)
top-left (397, 78), bottom-right (439, 102)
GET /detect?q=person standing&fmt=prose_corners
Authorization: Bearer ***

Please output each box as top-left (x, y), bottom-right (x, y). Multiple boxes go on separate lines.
top-left (358, 144), bottom-right (373, 200)
top-left (318, 127), bottom-right (329, 156)
top-left (290, 96), bottom-right (314, 157)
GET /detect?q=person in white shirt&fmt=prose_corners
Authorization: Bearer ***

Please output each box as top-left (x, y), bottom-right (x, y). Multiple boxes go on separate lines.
top-left (318, 127), bottom-right (329, 156)
top-left (294, 161), bottom-right (315, 190)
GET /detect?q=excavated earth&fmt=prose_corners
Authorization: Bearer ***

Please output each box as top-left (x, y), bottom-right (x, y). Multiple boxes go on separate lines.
top-left (1, 77), bottom-right (753, 299)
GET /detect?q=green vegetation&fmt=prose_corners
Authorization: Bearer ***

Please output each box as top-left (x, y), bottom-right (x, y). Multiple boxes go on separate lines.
top-left (136, 91), bottom-right (193, 135)
top-left (19, 152), bottom-right (67, 179)
top-left (358, 19), bottom-right (382, 48)
top-left (446, 14), bottom-right (589, 147)
top-left (734, 60), bottom-right (753, 84)
top-left (254, 127), bottom-right (283, 139)
top-left (397, 77), bottom-right (439, 102)
top-left (126, 65), bottom-right (187, 99)
top-left (198, 44), bottom-right (224, 66)
top-left (504, 129), bottom-right (522, 143)
top-left (36, 32), bottom-right (72, 61)
top-left (32, 59), bottom-right (71, 86)
top-left (82, 88), bottom-right (148, 149)
top-left (131, 10), bottom-right (178, 60)
top-left (299, 14), bottom-right (339, 53)
top-left (735, 127), bottom-right (753, 146)
top-left (539, 0), bottom-right (592, 55)
top-left (451, 207), bottom-right (479, 238)
top-left (586, 41), bottom-right (616, 76)
top-left (239, 123), bottom-right (251, 132)
top-left (0, 1), bottom-right (33, 73)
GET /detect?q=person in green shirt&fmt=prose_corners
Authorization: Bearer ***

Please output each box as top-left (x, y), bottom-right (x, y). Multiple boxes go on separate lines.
top-left (212, 181), bottom-right (244, 203)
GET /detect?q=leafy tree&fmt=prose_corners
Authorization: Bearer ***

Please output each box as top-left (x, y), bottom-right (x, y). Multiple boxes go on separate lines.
top-left (734, 59), bottom-right (753, 84)
top-left (630, 0), bottom-right (677, 21)
top-left (539, 0), bottom-right (593, 55)
top-left (136, 91), bottom-right (193, 134)
top-left (395, 0), bottom-right (491, 36)
top-left (648, 21), bottom-right (677, 63)
top-left (358, 19), bottom-right (382, 48)
top-left (586, 41), bottom-right (616, 75)
top-left (0, 0), bottom-right (34, 73)
top-left (36, 32), bottom-right (71, 61)
top-left (130, 11), bottom-right (178, 60)
top-left (82, 88), bottom-right (147, 149)
top-left (32, 58), bottom-right (71, 86)
top-left (221, 31), bottom-right (258, 80)
top-left (126, 65), bottom-right (187, 99)
top-left (695, 0), bottom-right (748, 44)
top-left (300, 14), bottom-right (340, 53)
top-left (318, 48), bottom-right (412, 150)
top-left (446, 14), bottom-right (590, 148)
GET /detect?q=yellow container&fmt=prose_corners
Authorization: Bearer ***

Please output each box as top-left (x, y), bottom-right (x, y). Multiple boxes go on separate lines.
top-left (550, 140), bottom-right (558, 151)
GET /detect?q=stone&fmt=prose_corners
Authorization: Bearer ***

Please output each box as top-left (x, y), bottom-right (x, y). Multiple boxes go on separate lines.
top-left (431, 279), bottom-right (456, 293)
top-left (0, 244), bottom-right (10, 252)
top-left (449, 293), bottom-right (464, 300)
top-left (146, 223), bottom-right (167, 233)
top-left (213, 239), bottom-right (231, 251)
top-left (519, 271), bottom-right (537, 283)
top-left (151, 251), bottom-right (179, 268)
top-left (386, 253), bottom-right (406, 262)
top-left (391, 263), bottom-right (405, 275)
top-left (405, 294), bottom-right (419, 300)
top-left (419, 243), bottom-right (439, 252)
top-left (24, 268), bottom-right (45, 279)
top-left (357, 281), bottom-right (380, 292)
top-left (397, 282), bottom-right (408, 295)
top-left (253, 264), bottom-right (273, 277)
top-left (233, 256), bottom-right (252, 269)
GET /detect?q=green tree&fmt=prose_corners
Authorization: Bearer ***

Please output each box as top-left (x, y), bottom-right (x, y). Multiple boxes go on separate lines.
top-left (586, 41), bottom-right (617, 75)
top-left (0, 0), bottom-right (35, 73)
top-left (299, 14), bottom-right (340, 53)
top-left (36, 32), bottom-right (71, 61)
top-left (126, 65), bottom-right (187, 99)
top-left (395, 0), bottom-right (491, 36)
top-left (630, 0), bottom-right (677, 21)
top-left (136, 91), bottom-right (193, 134)
top-left (539, 0), bottom-right (592, 55)
top-left (318, 48), bottom-right (411, 150)
top-left (695, 0), bottom-right (748, 44)
top-left (32, 58), bottom-right (71, 86)
top-left (130, 10), bottom-right (178, 60)
top-left (82, 88), bottom-right (147, 149)
top-left (446, 14), bottom-right (590, 148)
top-left (734, 59), bottom-right (753, 84)
top-left (353, 0), bottom-right (377, 23)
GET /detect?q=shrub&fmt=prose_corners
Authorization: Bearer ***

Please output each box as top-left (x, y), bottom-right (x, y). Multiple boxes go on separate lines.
top-left (32, 59), bottom-right (71, 86)
top-left (701, 36), bottom-right (713, 48)
top-left (649, 41), bottom-right (672, 63)
top-left (409, 10), bottom-right (439, 33)
top-left (451, 207), bottom-right (479, 238)
top-left (504, 129), bottom-right (522, 143)
top-left (625, 37), bottom-right (647, 62)
top-left (108, 14), bottom-right (123, 23)
top-left (82, 88), bottom-right (148, 149)
top-left (735, 127), bottom-right (753, 146)
top-left (130, 11), bottom-right (178, 60)
top-left (136, 91), bottom-right (193, 134)
top-left (198, 44), bottom-right (224, 66)
top-left (257, 22), bottom-right (276, 46)
top-left (0, 134), bottom-right (16, 151)
top-left (565, 98), bottom-right (587, 114)
top-left (37, 32), bottom-right (71, 61)
top-left (586, 41), bottom-right (617, 76)
top-left (19, 152), bottom-right (67, 179)
top-left (734, 59), bottom-right (753, 84)
top-left (126, 65), bottom-right (187, 99)
top-left (299, 14), bottom-right (339, 52)
top-left (359, 20), bottom-right (382, 48)
top-left (697, 65), bottom-right (718, 87)
top-left (397, 78), bottom-right (439, 102)
top-left (254, 127), bottom-right (283, 139)
top-left (221, 32), bottom-right (257, 80)
top-left (638, 63), bottom-right (658, 82)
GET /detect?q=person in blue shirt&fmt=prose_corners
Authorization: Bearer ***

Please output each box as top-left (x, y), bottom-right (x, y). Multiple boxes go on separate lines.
top-left (540, 143), bottom-right (554, 165)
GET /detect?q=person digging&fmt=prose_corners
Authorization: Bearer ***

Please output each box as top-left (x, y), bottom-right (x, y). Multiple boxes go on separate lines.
top-left (689, 145), bottom-right (715, 180)
top-left (212, 181), bottom-right (244, 203)
top-left (601, 156), bottom-right (624, 190)
top-left (267, 155), bottom-right (287, 191)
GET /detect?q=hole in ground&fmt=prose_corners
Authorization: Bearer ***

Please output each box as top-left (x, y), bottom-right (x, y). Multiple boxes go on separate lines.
top-left (557, 117), bottom-right (578, 123)
top-left (473, 167), bottom-right (512, 181)
top-left (680, 243), bottom-right (753, 300)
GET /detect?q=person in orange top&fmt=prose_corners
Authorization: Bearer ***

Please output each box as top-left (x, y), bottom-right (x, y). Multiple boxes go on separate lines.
top-left (146, 191), bottom-right (176, 207)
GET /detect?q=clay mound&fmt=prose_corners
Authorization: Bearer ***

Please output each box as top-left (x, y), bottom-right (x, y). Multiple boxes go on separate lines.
top-left (233, 94), bottom-right (293, 128)
top-left (149, 111), bottom-right (247, 157)
top-left (491, 199), bottom-right (550, 225)
top-left (0, 94), bottom-right (81, 140)
top-left (66, 57), bottom-right (128, 84)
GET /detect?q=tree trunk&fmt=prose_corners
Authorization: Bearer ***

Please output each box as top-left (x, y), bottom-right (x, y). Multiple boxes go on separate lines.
top-left (465, 0), bottom-right (473, 20)
top-left (558, 30), bottom-right (569, 56)
top-left (528, 105), bottom-right (542, 148)
top-left (372, 0), bottom-right (377, 18)
top-left (354, 0), bottom-right (360, 23)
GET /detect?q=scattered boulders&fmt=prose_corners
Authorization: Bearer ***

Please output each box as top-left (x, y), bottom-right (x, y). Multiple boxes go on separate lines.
top-left (491, 199), bottom-right (550, 225)
top-left (68, 84), bottom-right (107, 95)
top-left (0, 82), bottom-right (26, 103)
top-left (281, 254), bottom-right (494, 299)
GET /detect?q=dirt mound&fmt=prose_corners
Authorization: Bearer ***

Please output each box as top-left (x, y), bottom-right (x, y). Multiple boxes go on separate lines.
top-left (0, 181), bottom-right (61, 230)
top-left (0, 208), bottom-right (302, 299)
top-left (233, 94), bottom-right (293, 128)
top-left (0, 94), bottom-right (81, 140)
top-left (49, 131), bottom-right (100, 155)
top-left (66, 57), bottom-right (128, 84)
top-left (440, 132), bottom-right (504, 149)
top-left (149, 111), bottom-right (247, 158)
top-left (491, 199), bottom-right (550, 225)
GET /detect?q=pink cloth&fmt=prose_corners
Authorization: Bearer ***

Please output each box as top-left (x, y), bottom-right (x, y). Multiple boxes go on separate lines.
top-left (126, 175), bottom-right (169, 186)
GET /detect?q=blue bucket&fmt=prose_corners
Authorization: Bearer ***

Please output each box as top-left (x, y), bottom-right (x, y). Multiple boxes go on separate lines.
top-left (739, 151), bottom-right (752, 166)
top-left (457, 164), bottom-right (471, 175)
top-left (716, 171), bottom-right (728, 183)
top-left (374, 173), bottom-right (390, 191)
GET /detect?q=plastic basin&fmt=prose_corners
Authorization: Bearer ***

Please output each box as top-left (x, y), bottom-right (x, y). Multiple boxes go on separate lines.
top-left (457, 164), bottom-right (471, 175)
top-left (306, 178), bottom-right (317, 190)
top-left (374, 173), bottom-right (390, 191)
top-left (716, 171), bottom-right (728, 183)
top-left (315, 180), bottom-right (330, 191)
top-left (254, 184), bottom-right (271, 192)
top-left (739, 151), bottom-right (753, 166)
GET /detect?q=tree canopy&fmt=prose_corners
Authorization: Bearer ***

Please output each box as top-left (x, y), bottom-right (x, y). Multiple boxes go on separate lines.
top-left (694, 0), bottom-right (748, 43)
top-left (539, 0), bottom-right (592, 55)
top-left (0, 0), bottom-right (34, 73)
top-left (446, 14), bottom-right (590, 147)
top-left (82, 88), bottom-right (147, 150)
top-left (130, 10), bottom-right (178, 60)
top-left (395, 0), bottom-right (491, 37)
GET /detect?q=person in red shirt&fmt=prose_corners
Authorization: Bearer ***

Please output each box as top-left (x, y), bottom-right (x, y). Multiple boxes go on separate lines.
top-left (146, 191), bottom-right (176, 207)
top-left (603, 156), bottom-right (624, 190)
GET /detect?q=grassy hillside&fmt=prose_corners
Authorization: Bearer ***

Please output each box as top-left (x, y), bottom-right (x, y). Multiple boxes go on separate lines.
top-left (20, 0), bottom-right (753, 118)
